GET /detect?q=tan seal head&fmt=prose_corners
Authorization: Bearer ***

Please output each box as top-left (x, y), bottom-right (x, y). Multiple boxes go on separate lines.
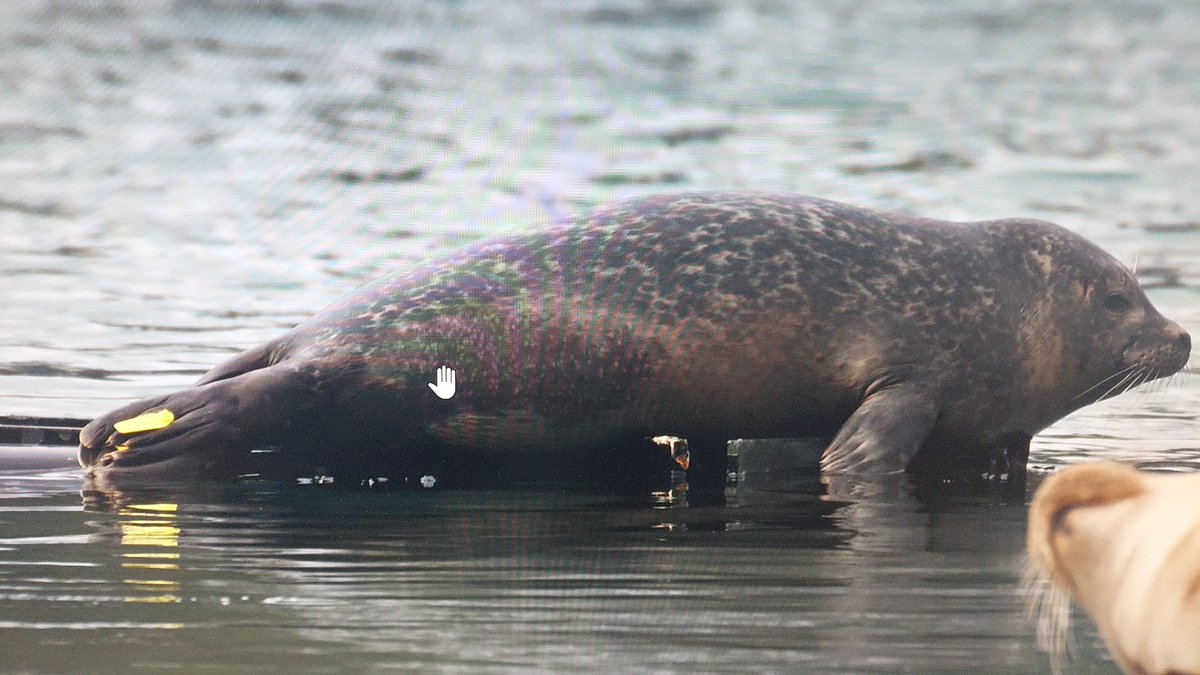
top-left (1026, 462), bottom-right (1200, 674)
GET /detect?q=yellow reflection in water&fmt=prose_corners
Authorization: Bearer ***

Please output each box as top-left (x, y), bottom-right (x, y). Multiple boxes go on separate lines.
top-left (118, 503), bottom-right (182, 605)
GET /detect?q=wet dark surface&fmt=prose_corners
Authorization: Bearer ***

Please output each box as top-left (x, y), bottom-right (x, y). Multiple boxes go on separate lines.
top-left (0, 464), bottom-right (1096, 674)
top-left (1, 1), bottom-right (1198, 672)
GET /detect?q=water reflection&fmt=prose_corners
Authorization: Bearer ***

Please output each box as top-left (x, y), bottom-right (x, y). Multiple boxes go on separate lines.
top-left (117, 502), bottom-right (182, 605)
top-left (19, 466), bottom-right (1091, 673)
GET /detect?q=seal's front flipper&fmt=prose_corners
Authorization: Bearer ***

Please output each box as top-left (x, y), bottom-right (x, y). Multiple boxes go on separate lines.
top-left (820, 384), bottom-right (939, 474)
top-left (79, 362), bottom-right (324, 479)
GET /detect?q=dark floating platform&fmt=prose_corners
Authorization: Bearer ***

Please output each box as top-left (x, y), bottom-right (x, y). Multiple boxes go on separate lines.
top-left (728, 438), bottom-right (826, 504)
top-left (0, 416), bottom-right (88, 447)
top-left (0, 416), bottom-right (87, 472)
top-left (0, 445), bottom-right (78, 472)
top-left (0, 415), bottom-right (835, 493)
top-left (0, 415), bottom-right (832, 501)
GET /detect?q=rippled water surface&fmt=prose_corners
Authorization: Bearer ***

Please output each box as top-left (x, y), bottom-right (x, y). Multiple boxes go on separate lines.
top-left (1, 467), bottom-right (1086, 674)
top-left (2, 0), bottom-right (1199, 672)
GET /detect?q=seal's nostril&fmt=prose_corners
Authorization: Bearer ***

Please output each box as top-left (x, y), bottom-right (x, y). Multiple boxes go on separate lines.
top-left (1179, 331), bottom-right (1192, 352)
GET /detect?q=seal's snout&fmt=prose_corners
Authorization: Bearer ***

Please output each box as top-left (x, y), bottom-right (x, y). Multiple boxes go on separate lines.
top-left (1174, 326), bottom-right (1191, 355)
top-left (1162, 320), bottom-right (1191, 368)
top-left (1115, 317), bottom-right (1191, 387)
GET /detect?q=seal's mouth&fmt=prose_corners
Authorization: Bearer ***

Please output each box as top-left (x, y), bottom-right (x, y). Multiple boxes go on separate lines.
top-left (1077, 327), bottom-right (1190, 405)
top-left (1114, 325), bottom-right (1191, 389)
top-left (1134, 329), bottom-right (1189, 370)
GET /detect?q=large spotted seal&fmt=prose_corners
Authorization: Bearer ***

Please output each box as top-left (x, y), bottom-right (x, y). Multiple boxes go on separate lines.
top-left (78, 192), bottom-right (1191, 483)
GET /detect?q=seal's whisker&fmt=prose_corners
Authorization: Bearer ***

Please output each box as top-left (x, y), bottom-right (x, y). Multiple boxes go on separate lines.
top-left (1122, 368), bottom-right (1154, 400)
top-left (1102, 367), bottom-right (1165, 422)
top-left (1094, 368), bottom-right (1142, 403)
top-left (1164, 370), bottom-right (1186, 388)
top-left (1124, 366), bottom-right (1149, 391)
top-left (1139, 367), bottom-right (1158, 391)
top-left (1142, 372), bottom-right (1171, 396)
top-left (1147, 372), bottom-right (1176, 398)
top-left (1158, 372), bottom-right (1181, 394)
top-left (1072, 364), bottom-right (1138, 402)
top-left (1124, 367), bottom-right (1151, 396)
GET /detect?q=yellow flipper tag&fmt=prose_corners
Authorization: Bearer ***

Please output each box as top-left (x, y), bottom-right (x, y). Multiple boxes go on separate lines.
top-left (114, 409), bottom-right (175, 435)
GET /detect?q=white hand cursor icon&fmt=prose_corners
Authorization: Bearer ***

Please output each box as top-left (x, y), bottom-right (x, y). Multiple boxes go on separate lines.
top-left (428, 365), bottom-right (456, 399)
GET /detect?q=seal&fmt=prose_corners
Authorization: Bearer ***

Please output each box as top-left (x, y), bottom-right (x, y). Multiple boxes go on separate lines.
top-left (1026, 462), bottom-right (1200, 674)
top-left (77, 192), bottom-right (1191, 483)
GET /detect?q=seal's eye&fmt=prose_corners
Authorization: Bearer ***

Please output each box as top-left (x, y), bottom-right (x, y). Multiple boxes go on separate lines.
top-left (1102, 292), bottom-right (1132, 314)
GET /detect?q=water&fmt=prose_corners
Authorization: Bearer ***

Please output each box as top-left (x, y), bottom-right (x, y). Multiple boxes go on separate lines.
top-left (1, 471), bottom-right (1071, 673)
top-left (2, 0), bottom-right (1198, 672)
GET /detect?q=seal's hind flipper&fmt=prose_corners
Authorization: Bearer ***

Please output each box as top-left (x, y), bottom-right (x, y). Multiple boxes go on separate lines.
top-left (80, 361), bottom-right (326, 479)
top-left (820, 384), bottom-right (938, 474)
top-left (195, 338), bottom-right (286, 386)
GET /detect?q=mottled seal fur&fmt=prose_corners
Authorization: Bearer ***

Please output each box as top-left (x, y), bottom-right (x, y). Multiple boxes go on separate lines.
top-left (78, 192), bottom-right (1191, 483)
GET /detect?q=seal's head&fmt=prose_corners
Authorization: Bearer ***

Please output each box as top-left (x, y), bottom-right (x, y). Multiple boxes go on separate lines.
top-left (988, 219), bottom-right (1190, 422)
top-left (1026, 462), bottom-right (1200, 674)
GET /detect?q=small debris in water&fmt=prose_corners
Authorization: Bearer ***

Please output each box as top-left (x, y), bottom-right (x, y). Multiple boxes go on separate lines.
top-left (419, 475), bottom-right (436, 488)
top-left (651, 435), bottom-right (690, 471)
